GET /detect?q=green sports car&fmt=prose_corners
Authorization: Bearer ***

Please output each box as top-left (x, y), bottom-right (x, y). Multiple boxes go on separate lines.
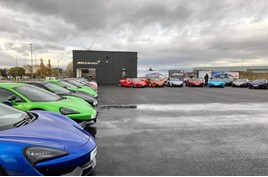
top-left (47, 80), bottom-right (98, 98)
top-left (0, 83), bottom-right (97, 126)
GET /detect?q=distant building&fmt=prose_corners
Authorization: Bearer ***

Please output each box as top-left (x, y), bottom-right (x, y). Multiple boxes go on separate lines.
top-left (193, 66), bottom-right (268, 73)
top-left (73, 50), bottom-right (138, 84)
top-left (23, 65), bottom-right (39, 74)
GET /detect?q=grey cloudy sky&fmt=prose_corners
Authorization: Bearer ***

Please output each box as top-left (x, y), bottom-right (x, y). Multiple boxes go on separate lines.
top-left (0, 0), bottom-right (268, 70)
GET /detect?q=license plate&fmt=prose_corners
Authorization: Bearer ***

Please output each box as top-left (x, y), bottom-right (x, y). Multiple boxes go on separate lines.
top-left (90, 147), bottom-right (97, 161)
top-left (253, 85), bottom-right (258, 87)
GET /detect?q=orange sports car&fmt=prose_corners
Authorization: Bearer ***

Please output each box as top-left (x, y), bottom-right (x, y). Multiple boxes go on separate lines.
top-left (144, 78), bottom-right (165, 87)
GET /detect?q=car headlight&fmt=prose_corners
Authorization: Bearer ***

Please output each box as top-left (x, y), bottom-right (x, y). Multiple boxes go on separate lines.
top-left (91, 114), bottom-right (97, 119)
top-left (23, 147), bottom-right (69, 165)
top-left (60, 107), bottom-right (79, 115)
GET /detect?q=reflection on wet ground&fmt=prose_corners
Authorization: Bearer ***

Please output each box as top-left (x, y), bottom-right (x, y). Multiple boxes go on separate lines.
top-left (93, 102), bottom-right (268, 175)
top-left (100, 105), bottom-right (137, 109)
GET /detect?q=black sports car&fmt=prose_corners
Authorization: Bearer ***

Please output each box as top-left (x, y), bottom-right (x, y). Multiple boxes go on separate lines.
top-left (25, 81), bottom-right (98, 107)
top-left (248, 79), bottom-right (268, 89)
top-left (232, 78), bottom-right (249, 87)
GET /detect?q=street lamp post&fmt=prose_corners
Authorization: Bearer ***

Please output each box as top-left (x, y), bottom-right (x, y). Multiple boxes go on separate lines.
top-left (28, 43), bottom-right (33, 80)
top-left (58, 59), bottom-right (60, 78)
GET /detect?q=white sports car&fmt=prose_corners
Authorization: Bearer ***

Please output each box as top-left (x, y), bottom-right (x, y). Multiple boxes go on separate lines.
top-left (165, 78), bottom-right (184, 87)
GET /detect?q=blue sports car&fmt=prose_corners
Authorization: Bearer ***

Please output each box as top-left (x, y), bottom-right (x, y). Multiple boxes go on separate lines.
top-left (0, 103), bottom-right (97, 176)
top-left (208, 78), bottom-right (225, 88)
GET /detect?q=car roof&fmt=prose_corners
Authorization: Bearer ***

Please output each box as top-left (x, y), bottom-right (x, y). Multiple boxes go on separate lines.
top-left (47, 79), bottom-right (60, 82)
top-left (24, 81), bottom-right (46, 85)
top-left (0, 83), bottom-right (27, 89)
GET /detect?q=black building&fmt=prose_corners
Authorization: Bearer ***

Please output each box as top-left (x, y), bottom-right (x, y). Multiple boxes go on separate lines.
top-left (73, 50), bottom-right (138, 84)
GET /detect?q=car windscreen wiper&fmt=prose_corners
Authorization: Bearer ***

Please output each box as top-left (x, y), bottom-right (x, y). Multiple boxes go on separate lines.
top-left (13, 112), bottom-right (36, 127)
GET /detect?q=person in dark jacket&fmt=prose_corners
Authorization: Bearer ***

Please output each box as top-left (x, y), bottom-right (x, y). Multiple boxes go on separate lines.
top-left (204, 74), bottom-right (209, 86)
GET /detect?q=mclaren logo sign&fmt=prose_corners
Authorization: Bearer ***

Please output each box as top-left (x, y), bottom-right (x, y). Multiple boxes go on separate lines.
top-left (77, 60), bottom-right (101, 65)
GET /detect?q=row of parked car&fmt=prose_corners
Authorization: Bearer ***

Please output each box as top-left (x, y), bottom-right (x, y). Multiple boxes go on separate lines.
top-left (0, 78), bottom-right (99, 175)
top-left (119, 77), bottom-right (268, 89)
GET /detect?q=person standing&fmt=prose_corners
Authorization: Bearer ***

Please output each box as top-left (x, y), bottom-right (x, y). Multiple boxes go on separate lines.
top-left (204, 74), bottom-right (209, 86)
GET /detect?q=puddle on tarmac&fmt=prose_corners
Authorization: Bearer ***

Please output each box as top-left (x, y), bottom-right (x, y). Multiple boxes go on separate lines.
top-left (95, 102), bottom-right (268, 138)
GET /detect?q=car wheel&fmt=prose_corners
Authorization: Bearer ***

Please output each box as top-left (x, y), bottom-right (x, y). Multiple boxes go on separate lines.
top-left (0, 167), bottom-right (7, 175)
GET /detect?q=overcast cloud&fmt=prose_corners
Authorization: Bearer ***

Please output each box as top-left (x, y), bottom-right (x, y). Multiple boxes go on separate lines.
top-left (0, 0), bottom-right (268, 70)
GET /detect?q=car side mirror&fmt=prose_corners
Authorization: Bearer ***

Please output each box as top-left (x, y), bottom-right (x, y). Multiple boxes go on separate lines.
top-left (8, 95), bottom-right (21, 103)
top-left (8, 95), bottom-right (16, 101)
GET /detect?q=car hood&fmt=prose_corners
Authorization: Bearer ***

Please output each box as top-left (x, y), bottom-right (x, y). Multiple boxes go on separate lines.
top-left (56, 96), bottom-right (95, 112)
top-left (189, 81), bottom-right (202, 84)
top-left (59, 92), bottom-right (97, 103)
top-left (233, 81), bottom-right (246, 85)
top-left (0, 111), bottom-right (95, 150)
top-left (134, 81), bottom-right (146, 84)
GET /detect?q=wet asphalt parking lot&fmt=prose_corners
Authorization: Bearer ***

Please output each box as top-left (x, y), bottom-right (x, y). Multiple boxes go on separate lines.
top-left (90, 85), bottom-right (268, 175)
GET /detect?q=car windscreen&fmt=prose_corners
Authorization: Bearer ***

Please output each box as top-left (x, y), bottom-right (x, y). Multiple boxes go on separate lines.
top-left (66, 80), bottom-right (84, 87)
top-left (169, 78), bottom-right (180, 81)
top-left (190, 78), bottom-right (200, 81)
top-left (59, 81), bottom-right (79, 89)
top-left (0, 103), bottom-right (27, 129)
top-left (131, 78), bottom-right (141, 82)
top-left (14, 85), bottom-right (61, 102)
top-left (253, 79), bottom-right (266, 83)
top-left (44, 82), bottom-right (71, 94)
top-left (212, 78), bottom-right (222, 81)
top-left (236, 79), bottom-right (247, 82)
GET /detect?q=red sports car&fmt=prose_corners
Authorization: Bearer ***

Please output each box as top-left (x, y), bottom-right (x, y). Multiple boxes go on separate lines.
top-left (185, 78), bottom-right (204, 87)
top-left (119, 78), bottom-right (146, 88)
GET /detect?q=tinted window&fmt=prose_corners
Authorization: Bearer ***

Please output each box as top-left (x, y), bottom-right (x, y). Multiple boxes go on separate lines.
top-left (66, 80), bottom-right (84, 87)
top-left (131, 79), bottom-right (141, 82)
top-left (44, 83), bottom-right (71, 94)
top-left (212, 78), bottom-right (222, 81)
top-left (190, 78), bottom-right (200, 81)
top-left (169, 78), bottom-right (180, 81)
top-left (0, 103), bottom-right (27, 129)
top-left (14, 85), bottom-right (61, 102)
top-left (255, 79), bottom-right (266, 82)
top-left (236, 79), bottom-right (247, 82)
top-left (59, 81), bottom-right (78, 89)
top-left (0, 88), bottom-right (15, 101)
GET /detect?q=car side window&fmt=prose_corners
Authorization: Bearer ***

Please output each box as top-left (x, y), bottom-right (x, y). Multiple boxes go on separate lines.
top-left (0, 88), bottom-right (25, 102)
